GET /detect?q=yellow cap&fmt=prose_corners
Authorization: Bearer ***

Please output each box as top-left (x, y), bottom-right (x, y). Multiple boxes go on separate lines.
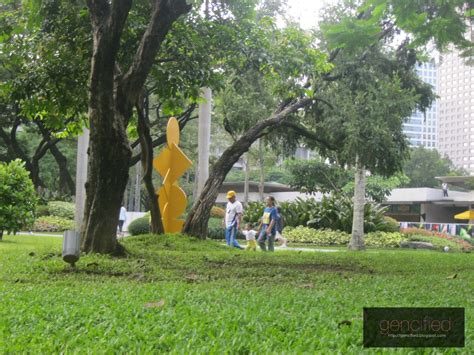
top-left (226, 190), bottom-right (236, 199)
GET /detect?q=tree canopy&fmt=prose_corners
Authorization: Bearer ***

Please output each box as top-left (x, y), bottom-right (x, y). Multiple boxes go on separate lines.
top-left (402, 146), bottom-right (467, 188)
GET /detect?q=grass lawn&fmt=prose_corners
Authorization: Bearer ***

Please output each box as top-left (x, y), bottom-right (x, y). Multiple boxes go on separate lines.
top-left (0, 234), bottom-right (473, 353)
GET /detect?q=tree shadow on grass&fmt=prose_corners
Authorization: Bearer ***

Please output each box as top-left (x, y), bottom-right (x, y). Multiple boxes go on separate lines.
top-left (0, 239), bottom-right (19, 244)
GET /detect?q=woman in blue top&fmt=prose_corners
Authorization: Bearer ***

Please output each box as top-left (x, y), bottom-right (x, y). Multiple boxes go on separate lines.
top-left (257, 196), bottom-right (277, 251)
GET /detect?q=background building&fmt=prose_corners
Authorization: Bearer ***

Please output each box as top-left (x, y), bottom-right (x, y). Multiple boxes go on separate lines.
top-left (403, 60), bottom-right (438, 148)
top-left (437, 50), bottom-right (474, 174)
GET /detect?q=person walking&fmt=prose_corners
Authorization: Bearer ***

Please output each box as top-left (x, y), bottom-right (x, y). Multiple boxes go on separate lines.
top-left (242, 223), bottom-right (257, 251)
top-left (257, 196), bottom-right (278, 252)
top-left (224, 190), bottom-right (244, 249)
top-left (442, 182), bottom-right (449, 197)
top-left (118, 205), bottom-right (127, 237)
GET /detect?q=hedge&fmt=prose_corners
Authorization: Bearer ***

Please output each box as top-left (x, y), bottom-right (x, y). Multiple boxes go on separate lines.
top-left (32, 216), bottom-right (75, 232)
top-left (47, 201), bottom-right (75, 219)
top-left (128, 217), bottom-right (150, 236)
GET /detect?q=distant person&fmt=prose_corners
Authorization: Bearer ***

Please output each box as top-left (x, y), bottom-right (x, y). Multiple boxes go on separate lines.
top-left (257, 196), bottom-right (278, 252)
top-left (442, 182), bottom-right (449, 197)
top-left (118, 205), bottom-right (127, 237)
top-left (224, 190), bottom-right (244, 249)
top-left (274, 206), bottom-right (288, 247)
top-left (242, 223), bottom-right (257, 251)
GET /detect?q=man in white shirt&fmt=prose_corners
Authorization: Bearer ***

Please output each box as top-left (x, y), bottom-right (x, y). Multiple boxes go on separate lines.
top-left (224, 190), bottom-right (244, 249)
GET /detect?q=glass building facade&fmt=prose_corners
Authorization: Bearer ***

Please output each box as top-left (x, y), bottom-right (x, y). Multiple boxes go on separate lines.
top-left (403, 61), bottom-right (438, 149)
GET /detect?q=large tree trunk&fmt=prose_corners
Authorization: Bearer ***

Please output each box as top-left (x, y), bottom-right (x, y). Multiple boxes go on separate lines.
top-left (81, 0), bottom-right (191, 254)
top-left (137, 92), bottom-right (164, 234)
top-left (258, 138), bottom-right (265, 201)
top-left (183, 98), bottom-right (313, 238)
top-left (349, 162), bottom-right (366, 251)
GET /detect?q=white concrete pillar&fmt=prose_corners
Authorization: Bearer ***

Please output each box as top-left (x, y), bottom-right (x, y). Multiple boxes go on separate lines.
top-left (197, 87), bottom-right (212, 196)
top-left (74, 128), bottom-right (89, 232)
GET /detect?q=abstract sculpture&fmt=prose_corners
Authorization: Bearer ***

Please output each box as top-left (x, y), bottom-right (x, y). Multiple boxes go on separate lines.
top-left (153, 117), bottom-right (192, 233)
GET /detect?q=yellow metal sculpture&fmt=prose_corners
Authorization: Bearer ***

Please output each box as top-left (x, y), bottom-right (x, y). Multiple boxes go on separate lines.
top-left (153, 117), bottom-right (192, 233)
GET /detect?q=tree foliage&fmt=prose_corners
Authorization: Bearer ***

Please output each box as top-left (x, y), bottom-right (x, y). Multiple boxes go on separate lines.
top-left (285, 159), bottom-right (409, 203)
top-left (0, 159), bottom-right (38, 239)
top-left (402, 147), bottom-right (466, 188)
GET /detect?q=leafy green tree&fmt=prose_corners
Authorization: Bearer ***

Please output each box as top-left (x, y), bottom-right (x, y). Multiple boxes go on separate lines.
top-left (342, 173), bottom-right (409, 203)
top-left (284, 159), bottom-right (352, 194)
top-left (0, 160), bottom-right (38, 240)
top-left (185, 0), bottom-right (473, 238)
top-left (0, 0), bottom-right (89, 193)
top-left (402, 147), bottom-right (466, 188)
top-left (285, 159), bottom-right (409, 203)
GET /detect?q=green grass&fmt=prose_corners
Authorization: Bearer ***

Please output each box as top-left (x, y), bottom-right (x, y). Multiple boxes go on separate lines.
top-left (1, 234), bottom-right (473, 353)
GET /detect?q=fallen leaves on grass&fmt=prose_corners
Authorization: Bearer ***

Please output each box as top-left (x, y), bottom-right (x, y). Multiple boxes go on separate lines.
top-left (144, 299), bottom-right (165, 308)
top-left (186, 273), bottom-right (199, 283)
top-left (337, 320), bottom-right (352, 328)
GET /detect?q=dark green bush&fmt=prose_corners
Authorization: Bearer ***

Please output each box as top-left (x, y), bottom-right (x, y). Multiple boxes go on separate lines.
top-left (35, 205), bottom-right (50, 217)
top-left (307, 195), bottom-right (387, 233)
top-left (243, 198), bottom-right (319, 227)
top-left (128, 217), bottom-right (150, 236)
top-left (244, 195), bottom-right (389, 233)
top-left (279, 198), bottom-right (320, 227)
top-left (32, 216), bottom-right (75, 232)
top-left (47, 201), bottom-right (75, 219)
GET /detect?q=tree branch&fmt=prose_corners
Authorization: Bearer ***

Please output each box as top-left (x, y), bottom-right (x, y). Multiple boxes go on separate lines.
top-left (129, 104), bottom-right (197, 166)
top-left (279, 121), bottom-right (336, 151)
top-left (120, 0), bottom-right (192, 103)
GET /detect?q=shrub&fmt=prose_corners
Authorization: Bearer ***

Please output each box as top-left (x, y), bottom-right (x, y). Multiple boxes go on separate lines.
top-left (401, 228), bottom-right (473, 251)
top-left (47, 201), bottom-right (75, 219)
top-left (243, 198), bottom-right (320, 227)
top-left (128, 217), bottom-right (150, 236)
top-left (283, 226), bottom-right (351, 245)
top-left (279, 198), bottom-right (320, 227)
top-left (208, 217), bottom-right (222, 230)
top-left (207, 227), bottom-right (245, 240)
top-left (405, 235), bottom-right (463, 252)
top-left (32, 216), bottom-right (75, 232)
top-left (307, 195), bottom-right (387, 233)
top-left (0, 160), bottom-right (38, 239)
top-left (35, 205), bottom-right (50, 217)
top-left (243, 196), bottom-right (391, 233)
top-left (283, 227), bottom-right (407, 248)
top-left (307, 196), bottom-right (352, 232)
top-left (210, 206), bottom-right (225, 218)
top-left (377, 216), bottom-right (400, 232)
top-left (243, 201), bottom-right (265, 224)
top-left (364, 232), bottom-right (405, 248)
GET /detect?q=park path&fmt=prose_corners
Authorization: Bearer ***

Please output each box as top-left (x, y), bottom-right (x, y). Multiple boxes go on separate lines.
top-left (17, 232), bottom-right (62, 238)
top-left (275, 246), bottom-right (341, 253)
